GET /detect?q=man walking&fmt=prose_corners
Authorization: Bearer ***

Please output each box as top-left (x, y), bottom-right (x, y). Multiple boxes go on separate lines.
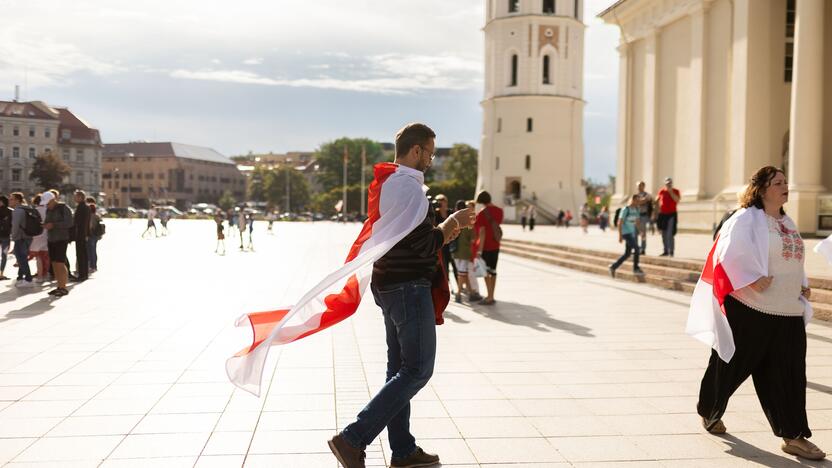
top-left (635, 181), bottom-right (653, 255)
top-left (474, 190), bottom-right (503, 305)
top-left (0, 195), bottom-right (12, 281)
top-left (73, 190), bottom-right (90, 281)
top-left (328, 123), bottom-right (475, 468)
top-left (656, 177), bottom-right (680, 257)
top-left (609, 194), bottom-right (644, 277)
top-left (9, 193), bottom-right (35, 287)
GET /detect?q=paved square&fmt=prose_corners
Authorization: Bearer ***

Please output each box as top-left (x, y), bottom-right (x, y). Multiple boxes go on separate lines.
top-left (2, 219), bottom-right (832, 467)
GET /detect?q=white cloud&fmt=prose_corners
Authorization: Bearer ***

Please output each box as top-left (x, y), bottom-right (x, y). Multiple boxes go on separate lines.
top-left (243, 57), bottom-right (263, 65)
top-left (0, 27), bottom-right (124, 91)
top-left (170, 53), bottom-right (483, 94)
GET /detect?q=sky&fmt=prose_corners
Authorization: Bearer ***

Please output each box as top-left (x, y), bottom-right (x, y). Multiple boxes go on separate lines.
top-left (1, 0), bottom-right (620, 181)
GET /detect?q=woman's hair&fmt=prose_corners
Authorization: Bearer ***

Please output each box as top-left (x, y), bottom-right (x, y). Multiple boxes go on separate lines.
top-left (739, 166), bottom-right (786, 214)
top-left (455, 199), bottom-right (466, 211)
top-left (33, 195), bottom-right (41, 206)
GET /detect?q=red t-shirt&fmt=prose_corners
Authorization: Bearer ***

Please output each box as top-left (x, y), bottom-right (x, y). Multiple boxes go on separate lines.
top-left (474, 205), bottom-right (504, 251)
top-left (657, 188), bottom-right (680, 214)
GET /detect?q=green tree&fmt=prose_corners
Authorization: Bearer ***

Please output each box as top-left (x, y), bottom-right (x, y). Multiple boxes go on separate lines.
top-left (218, 190), bottom-right (237, 211)
top-left (29, 151), bottom-right (71, 191)
top-left (427, 179), bottom-right (477, 207)
top-left (263, 166), bottom-right (311, 212)
top-left (443, 143), bottom-right (478, 187)
top-left (315, 138), bottom-right (385, 192)
top-left (248, 166), bottom-right (268, 202)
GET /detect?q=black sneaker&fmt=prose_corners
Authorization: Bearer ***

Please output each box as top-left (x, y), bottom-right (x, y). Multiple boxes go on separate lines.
top-left (634, 268), bottom-right (645, 276)
top-left (608, 265), bottom-right (616, 278)
top-left (327, 434), bottom-right (365, 468)
top-left (390, 447), bottom-right (440, 468)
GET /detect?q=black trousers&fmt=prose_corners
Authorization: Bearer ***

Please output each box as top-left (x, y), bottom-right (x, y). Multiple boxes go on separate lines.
top-left (75, 238), bottom-right (89, 280)
top-left (697, 295), bottom-right (810, 439)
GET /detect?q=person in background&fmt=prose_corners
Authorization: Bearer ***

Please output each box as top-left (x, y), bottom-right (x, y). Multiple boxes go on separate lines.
top-left (215, 212), bottom-right (226, 255)
top-left (0, 195), bottom-right (12, 281)
top-left (86, 197), bottom-right (102, 273)
top-left (635, 181), bottom-right (653, 255)
top-left (433, 194), bottom-right (458, 293)
top-left (580, 203), bottom-right (590, 234)
top-left (142, 205), bottom-right (158, 239)
top-left (656, 177), bottom-right (681, 256)
top-left (30, 194), bottom-right (50, 283)
top-left (246, 212), bottom-right (255, 251)
top-left (609, 194), bottom-right (644, 278)
top-left (520, 205), bottom-right (528, 231)
top-left (73, 190), bottom-right (90, 282)
top-left (43, 191), bottom-right (73, 296)
top-left (452, 199), bottom-right (482, 303)
top-left (9, 192), bottom-right (34, 287)
top-left (557, 209), bottom-right (565, 227)
top-left (474, 190), bottom-right (503, 305)
top-left (159, 209), bottom-right (170, 236)
top-left (564, 209), bottom-right (573, 228)
top-left (598, 206), bottom-right (610, 232)
top-left (528, 205), bottom-right (536, 231)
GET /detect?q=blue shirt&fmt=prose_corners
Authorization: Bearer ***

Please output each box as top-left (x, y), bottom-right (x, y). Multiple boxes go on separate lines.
top-left (620, 206), bottom-right (639, 236)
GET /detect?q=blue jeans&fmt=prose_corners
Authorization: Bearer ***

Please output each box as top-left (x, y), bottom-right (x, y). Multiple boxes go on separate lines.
top-left (612, 232), bottom-right (640, 270)
top-left (341, 279), bottom-right (437, 459)
top-left (13, 238), bottom-right (32, 281)
top-left (0, 238), bottom-right (9, 273)
top-left (662, 215), bottom-right (676, 255)
top-left (87, 236), bottom-right (99, 270)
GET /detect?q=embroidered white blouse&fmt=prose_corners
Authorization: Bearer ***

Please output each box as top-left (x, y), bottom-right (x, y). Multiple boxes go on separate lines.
top-left (731, 214), bottom-right (806, 316)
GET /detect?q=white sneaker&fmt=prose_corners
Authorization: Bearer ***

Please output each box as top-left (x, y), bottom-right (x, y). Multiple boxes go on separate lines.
top-left (17, 280), bottom-right (35, 288)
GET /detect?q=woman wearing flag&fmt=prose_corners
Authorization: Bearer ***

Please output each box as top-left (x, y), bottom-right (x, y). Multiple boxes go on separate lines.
top-left (689, 166), bottom-right (824, 460)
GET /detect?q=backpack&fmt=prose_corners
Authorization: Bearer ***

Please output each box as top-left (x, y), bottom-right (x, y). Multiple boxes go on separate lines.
top-left (21, 206), bottom-right (43, 237)
top-left (93, 220), bottom-right (106, 237)
top-left (613, 207), bottom-right (622, 227)
top-left (481, 207), bottom-right (503, 243)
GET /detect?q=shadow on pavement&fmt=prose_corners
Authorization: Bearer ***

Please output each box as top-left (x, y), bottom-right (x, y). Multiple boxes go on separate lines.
top-left (443, 309), bottom-right (471, 324)
top-left (0, 296), bottom-right (57, 323)
top-left (472, 300), bottom-right (595, 337)
top-left (717, 433), bottom-right (832, 467)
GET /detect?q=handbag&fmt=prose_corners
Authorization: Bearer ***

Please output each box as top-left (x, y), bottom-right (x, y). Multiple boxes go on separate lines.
top-left (474, 258), bottom-right (487, 278)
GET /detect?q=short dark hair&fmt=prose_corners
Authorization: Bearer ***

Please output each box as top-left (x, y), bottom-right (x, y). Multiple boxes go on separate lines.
top-left (85, 197), bottom-right (95, 204)
top-left (48, 189), bottom-right (59, 198)
top-left (10, 192), bottom-right (24, 203)
top-left (75, 189), bottom-right (86, 198)
top-left (395, 123), bottom-right (436, 158)
top-left (475, 190), bottom-right (492, 204)
top-left (33, 195), bottom-right (41, 206)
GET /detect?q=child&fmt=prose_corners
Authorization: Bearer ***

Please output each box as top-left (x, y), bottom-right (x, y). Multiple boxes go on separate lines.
top-left (452, 200), bottom-right (482, 303)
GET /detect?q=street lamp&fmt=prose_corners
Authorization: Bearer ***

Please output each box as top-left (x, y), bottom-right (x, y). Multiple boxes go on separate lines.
top-left (126, 152), bottom-right (134, 207)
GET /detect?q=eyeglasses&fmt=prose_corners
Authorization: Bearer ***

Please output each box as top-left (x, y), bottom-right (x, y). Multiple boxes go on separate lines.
top-left (418, 146), bottom-right (436, 160)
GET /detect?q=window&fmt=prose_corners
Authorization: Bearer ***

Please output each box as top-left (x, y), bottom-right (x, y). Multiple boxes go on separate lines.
top-left (527, 118), bottom-right (533, 132)
top-left (62, 129), bottom-right (71, 140)
top-left (28, 147), bottom-right (35, 158)
top-left (78, 172), bottom-right (86, 185)
top-left (510, 54), bottom-right (518, 86)
top-left (12, 147), bottom-right (19, 158)
top-left (45, 128), bottom-right (51, 138)
top-left (0, 148), bottom-right (3, 159)
top-left (543, 0), bottom-right (555, 13)
top-left (0, 124), bottom-right (4, 135)
top-left (62, 148), bottom-right (70, 160)
top-left (76, 149), bottom-right (84, 162)
top-left (509, 0), bottom-right (519, 12)
top-left (44, 147), bottom-right (51, 154)
top-left (12, 169), bottom-right (21, 182)
top-left (525, 155), bottom-right (531, 170)
top-left (0, 170), bottom-right (3, 181)
top-left (574, 0), bottom-right (580, 19)
top-left (13, 126), bottom-right (19, 137)
top-left (543, 55), bottom-right (551, 84)
top-left (785, 0), bottom-right (795, 82)
top-left (497, 118), bottom-right (502, 133)
top-left (496, 157), bottom-right (500, 170)
top-left (28, 127), bottom-right (35, 137)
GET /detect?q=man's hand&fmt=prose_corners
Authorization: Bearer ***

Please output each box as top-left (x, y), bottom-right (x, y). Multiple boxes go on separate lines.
top-left (802, 287), bottom-right (812, 300)
top-left (450, 207), bottom-right (476, 229)
top-left (618, 235), bottom-right (623, 244)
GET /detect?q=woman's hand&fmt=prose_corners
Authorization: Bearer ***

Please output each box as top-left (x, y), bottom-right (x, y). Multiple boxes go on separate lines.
top-left (750, 276), bottom-right (773, 292)
top-left (802, 287), bottom-right (812, 300)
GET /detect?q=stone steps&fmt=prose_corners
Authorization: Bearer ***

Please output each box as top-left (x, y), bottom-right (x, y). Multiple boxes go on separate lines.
top-left (501, 239), bottom-right (832, 322)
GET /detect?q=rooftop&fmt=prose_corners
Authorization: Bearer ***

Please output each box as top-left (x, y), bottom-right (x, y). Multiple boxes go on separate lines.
top-left (103, 142), bottom-right (236, 165)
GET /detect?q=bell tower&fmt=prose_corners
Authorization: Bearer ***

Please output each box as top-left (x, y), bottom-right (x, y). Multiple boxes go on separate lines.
top-left (478, 0), bottom-right (585, 220)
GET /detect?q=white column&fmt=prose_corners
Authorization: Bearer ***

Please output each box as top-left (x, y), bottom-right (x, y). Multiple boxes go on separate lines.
top-left (642, 30), bottom-right (658, 191)
top-left (684, 5), bottom-right (708, 201)
top-left (787, 0), bottom-right (825, 233)
top-left (614, 42), bottom-right (630, 202)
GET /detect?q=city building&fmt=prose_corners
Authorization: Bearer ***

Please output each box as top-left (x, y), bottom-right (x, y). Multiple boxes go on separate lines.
top-left (0, 99), bottom-right (102, 197)
top-left (600, 0), bottom-right (832, 234)
top-left (477, 0), bottom-right (586, 222)
top-left (102, 142), bottom-right (245, 209)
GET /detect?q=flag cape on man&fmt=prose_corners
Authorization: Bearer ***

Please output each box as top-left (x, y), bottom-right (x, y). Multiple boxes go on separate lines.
top-left (226, 162), bottom-right (448, 396)
top-left (816, 234), bottom-right (832, 266)
top-left (686, 207), bottom-right (812, 363)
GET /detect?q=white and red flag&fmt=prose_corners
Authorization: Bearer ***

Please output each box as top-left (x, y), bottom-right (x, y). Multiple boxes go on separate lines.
top-left (815, 234), bottom-right (832, 266)
top-left (686, 207), bottom-right (812, 363)
top-left (226, 163), bottom-right (448, 396)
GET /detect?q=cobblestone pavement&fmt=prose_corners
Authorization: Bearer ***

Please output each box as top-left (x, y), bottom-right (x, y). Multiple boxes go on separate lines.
top-left (1, 219), bottom-right (832, 467)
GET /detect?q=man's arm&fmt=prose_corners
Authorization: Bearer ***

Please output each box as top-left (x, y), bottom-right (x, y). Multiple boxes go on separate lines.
top-left (10, 209), bottom-right (22, 240)
top-left (670, 189), bottom-right (681, 203)
top-left (477, 226), bottom-right (486, 255)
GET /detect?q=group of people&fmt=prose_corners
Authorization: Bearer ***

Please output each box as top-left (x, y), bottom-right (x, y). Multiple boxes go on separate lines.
top-left (609, 177), bottom-right (680, 276)
top-left (141, 205), bottom-right (172, 239)
top-left (434, 191), bottom-right (504, 306)
top-left (214, 208), bottom-right (255, 255)
top-left (0, 189), bottom-right (103, 297)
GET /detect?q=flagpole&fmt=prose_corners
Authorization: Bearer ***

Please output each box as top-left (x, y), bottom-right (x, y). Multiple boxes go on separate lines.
top-left (360, 145), bottom-right (366, 217)
top-left (342, 146), bottom-right (348, 221)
